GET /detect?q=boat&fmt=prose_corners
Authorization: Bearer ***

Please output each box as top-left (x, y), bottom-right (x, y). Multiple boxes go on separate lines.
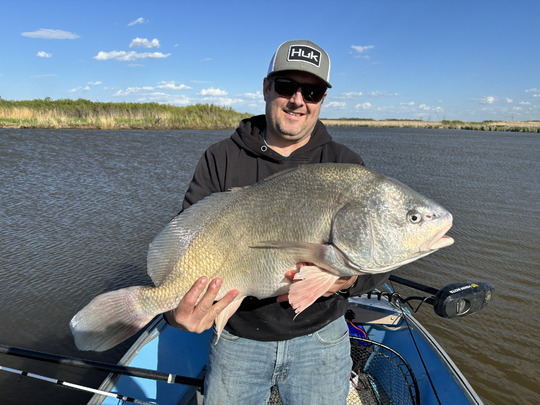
top-left (80, 275), bottom-right (493, 405)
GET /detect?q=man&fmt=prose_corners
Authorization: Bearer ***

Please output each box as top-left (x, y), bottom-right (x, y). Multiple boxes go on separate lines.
top-left (165, 40), bottom-right (389, 404)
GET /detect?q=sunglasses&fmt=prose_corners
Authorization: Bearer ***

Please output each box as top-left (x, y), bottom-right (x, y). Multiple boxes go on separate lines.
top-left (268, 77), bottom-right (327, 103)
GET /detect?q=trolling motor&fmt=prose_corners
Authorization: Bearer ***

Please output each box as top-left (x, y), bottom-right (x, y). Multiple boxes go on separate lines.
top-left (388, 275), bottom-right (494, 318)
top-left (432, 282), bottom-right (494, 318)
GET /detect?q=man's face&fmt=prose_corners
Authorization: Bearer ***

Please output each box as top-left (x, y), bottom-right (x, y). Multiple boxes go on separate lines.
top-left (263, 71), bottom-right (327, 143)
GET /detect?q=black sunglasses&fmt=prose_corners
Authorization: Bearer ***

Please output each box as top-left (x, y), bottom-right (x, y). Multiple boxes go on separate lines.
top-left (268, 77), bottom-right (327, 103)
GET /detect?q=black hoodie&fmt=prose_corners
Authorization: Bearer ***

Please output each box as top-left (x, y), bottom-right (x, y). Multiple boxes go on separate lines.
top-left (179, 115), bottom-right (389, 341)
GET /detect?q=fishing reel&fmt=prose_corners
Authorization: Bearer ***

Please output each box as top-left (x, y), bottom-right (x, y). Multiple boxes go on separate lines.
top-left (432, 282), bottom-right (494, 318)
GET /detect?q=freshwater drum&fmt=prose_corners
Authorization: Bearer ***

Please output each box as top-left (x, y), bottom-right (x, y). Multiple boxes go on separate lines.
top-left (70, 163), bottom-right (453, 351)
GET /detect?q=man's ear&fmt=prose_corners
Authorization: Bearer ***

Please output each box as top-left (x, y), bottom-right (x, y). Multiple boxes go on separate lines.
top-left (263, 77), bottom-right (271, 102)
top-left (321, 92), bottom-right (327, 104)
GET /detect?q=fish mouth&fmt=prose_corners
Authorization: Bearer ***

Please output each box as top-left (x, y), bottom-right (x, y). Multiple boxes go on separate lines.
top-left (423, 222), bottom-right (454, 251)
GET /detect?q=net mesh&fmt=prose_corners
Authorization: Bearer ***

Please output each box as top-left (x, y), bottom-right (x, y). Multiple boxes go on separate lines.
top-left (268, 337), bottom-right (419, 405)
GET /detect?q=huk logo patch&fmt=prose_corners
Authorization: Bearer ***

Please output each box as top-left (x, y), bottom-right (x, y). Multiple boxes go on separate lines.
top-left (287, 45), bottom-right (321, 67)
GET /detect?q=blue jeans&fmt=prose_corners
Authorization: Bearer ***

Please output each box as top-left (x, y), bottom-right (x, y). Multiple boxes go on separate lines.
top-left (203, 317), bottom-right (351, 405)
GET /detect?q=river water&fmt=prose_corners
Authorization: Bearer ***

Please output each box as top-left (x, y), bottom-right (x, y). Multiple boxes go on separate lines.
top-left (0, 127), bottom-right (538, 404)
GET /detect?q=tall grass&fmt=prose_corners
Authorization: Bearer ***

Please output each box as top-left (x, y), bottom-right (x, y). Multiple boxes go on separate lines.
top-left (1, 98), bottom-right (538, 132)
top-left (0, 98), bottom-right (252, 129)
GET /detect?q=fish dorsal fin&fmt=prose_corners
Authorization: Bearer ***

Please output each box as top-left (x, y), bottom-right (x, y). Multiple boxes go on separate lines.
top-left (146, 190), bottom-right (240, 286)
top-left (227, 168), bottom-right (297, 192)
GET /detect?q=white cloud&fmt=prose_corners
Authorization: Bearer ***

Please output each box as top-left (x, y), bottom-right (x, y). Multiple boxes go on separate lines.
top-left (130, 38), bottom-right (160, 49)
top-left (157, 83), bottom-right (177, 90)
top-left (69, 86), bottom-right (91, 93)
top-left (350, 45), bottom-right (374, 59)
top-left (367, 90), bottom-right (399, 97)
top-left (128, 17), bottom-right (147, 26)
top-left (416, 104), bottom-right (443, 113)
top-left (115, 88), bottom-right (192, 105)
top-left (355, 102), bottom-right (372, 110)
top-left (326, 101), bottom-right (346, 108)
top-left (340, 90), bottom-right (398, 98)
top-left (94, 51), bottom-right (171, 61)
top-left (200, 87), bottom-right (228, 96)
top-left (242, 91), bottom-right (262, 99)
top-left (351, 45), bottom-right (374, 54)
top-left (113, 82), bottom-right (190, 97)
top-left (201, 97), bottom-right (244, 106)
top-left (505, 98), bottom-right (513, 103)
top-left (524, 88), bottom-right (540, 97)
top-left (156, 81), bottom-right (191, 90)
top-left (108, 82), bottom-right (262, 110)
top-left (341, 91), bottom-right (363, 98)
top-left (37, 51), bottom-right (52, 58)
top-left (88, 81), bottom-right (102, 86)
top-left (480, 96), bottom-right (496, 104)
top-left (21, 29), bottom-right (79, 39)
top-left (113, 86), bottom-right (154, 96)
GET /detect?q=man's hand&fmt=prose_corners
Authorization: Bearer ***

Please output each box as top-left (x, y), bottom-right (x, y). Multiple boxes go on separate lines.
top-left (169, 276), bottom-right (239, 333)
top-left (276, 267), bottom-right (358, 303)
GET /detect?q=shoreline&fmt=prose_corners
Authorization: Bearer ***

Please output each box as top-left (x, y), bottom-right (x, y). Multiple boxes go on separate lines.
top-left (2, 118), bottom-right (539, 133)
top-left (321, 119), bottom-right (540, 133)
top-left (1, 100), bottom-right (538, 132)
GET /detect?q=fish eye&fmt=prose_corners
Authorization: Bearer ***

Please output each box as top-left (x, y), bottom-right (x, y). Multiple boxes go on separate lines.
top-left (407, 211), bottom-right (423, 224)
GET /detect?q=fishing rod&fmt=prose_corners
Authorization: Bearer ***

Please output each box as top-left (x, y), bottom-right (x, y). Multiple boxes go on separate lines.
top-left (0, 343), bottom-right (204, 388)
top-left (0, 364), bottom-right (156, 405)
top-left (388, 275), bottom-right (494, 318)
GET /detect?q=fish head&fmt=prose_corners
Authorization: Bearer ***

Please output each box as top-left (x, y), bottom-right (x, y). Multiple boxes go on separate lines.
top-left (331, 175), bottom-right (454, 274)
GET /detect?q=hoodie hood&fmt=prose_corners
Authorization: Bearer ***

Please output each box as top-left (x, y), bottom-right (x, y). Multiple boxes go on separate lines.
top-left (230, 115), bottom-right (334, 162)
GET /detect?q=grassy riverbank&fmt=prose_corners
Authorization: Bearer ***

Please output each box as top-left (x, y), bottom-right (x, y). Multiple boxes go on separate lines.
top-left (1, 99), bottom-right (539, 132)
top-left (0, 99), bottom-right (252, 130)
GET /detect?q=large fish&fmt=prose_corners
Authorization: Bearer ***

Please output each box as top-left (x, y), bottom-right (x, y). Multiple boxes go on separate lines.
top-left (70, 163), bottom-right (453, 351)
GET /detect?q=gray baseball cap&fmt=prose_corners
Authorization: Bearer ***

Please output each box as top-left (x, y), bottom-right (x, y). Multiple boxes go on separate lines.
top-left (267, 40), bottom-right (332, 88)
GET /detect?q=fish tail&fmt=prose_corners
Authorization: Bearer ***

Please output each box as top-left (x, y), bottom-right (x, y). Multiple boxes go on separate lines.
top-left (70, 286), bottom-right (155, 351)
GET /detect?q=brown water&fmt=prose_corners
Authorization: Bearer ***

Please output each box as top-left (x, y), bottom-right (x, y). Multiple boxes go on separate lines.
top-left (0, 127), bottom-right (538, 404)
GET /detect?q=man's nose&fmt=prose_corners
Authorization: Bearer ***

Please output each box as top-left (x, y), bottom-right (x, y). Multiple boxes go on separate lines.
top-left (289, 87), bottom-right (305, 105)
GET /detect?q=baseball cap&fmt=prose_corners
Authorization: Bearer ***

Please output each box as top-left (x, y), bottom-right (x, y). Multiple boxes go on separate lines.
top-left (267, 40), bottom-right (332, 88)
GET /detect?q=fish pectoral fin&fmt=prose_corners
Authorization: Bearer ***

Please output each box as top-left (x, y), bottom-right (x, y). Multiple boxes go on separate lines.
top-left (214, 296), bottom-right (245, 343)
top-left (288, 266), bottom-right (340, 316)
top-left (250, 241), bottom-right (329, 263)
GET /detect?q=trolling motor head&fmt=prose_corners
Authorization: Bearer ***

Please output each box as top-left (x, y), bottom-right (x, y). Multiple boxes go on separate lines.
top-left (433, 282), bottom-right (494, 318)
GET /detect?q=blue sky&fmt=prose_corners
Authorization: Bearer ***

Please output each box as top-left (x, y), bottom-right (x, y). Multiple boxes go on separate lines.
top-left (1, 0), bottom-right (539, 121)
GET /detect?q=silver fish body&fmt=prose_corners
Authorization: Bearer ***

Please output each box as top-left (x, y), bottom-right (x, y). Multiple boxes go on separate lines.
top-left (70, 163), bottom-right (453, 351)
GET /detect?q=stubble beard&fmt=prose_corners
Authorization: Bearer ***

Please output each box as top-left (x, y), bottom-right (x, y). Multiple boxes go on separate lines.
top-left (272, 114), bottom-right (317, 143)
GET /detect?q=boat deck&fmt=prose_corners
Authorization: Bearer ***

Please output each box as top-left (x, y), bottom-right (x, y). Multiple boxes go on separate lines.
top-left (90, 296), bottom-right (482, 405)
